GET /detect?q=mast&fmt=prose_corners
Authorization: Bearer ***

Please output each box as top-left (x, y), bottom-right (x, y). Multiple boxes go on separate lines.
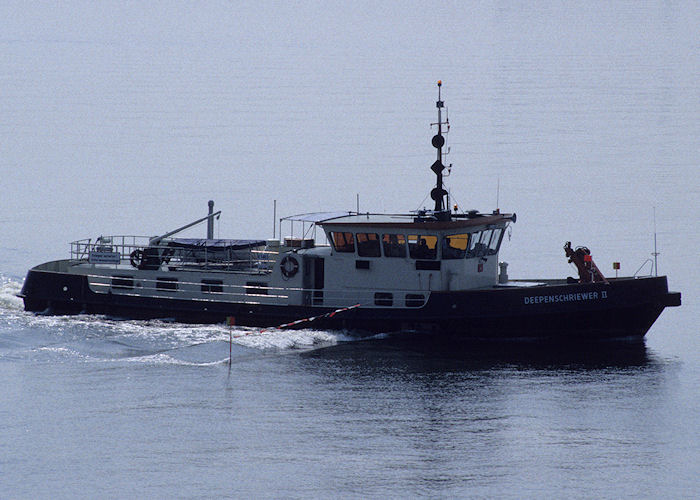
top-left (430, 80), bottom-right (450, 220)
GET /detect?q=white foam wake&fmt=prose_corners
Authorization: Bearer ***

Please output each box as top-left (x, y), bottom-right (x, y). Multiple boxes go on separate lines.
top-left (1, 273), bottom-right (363, 363)
top-left (0, 276), bottom-right (24, 311)
top-left (228, 327), bottom-right (350, 350)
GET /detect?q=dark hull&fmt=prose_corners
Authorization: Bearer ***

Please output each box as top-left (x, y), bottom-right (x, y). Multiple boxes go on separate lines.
top-left (20, 268), bottom-right (680, 341)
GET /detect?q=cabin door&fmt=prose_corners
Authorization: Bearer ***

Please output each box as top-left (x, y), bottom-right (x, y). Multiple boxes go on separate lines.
top-left (303, 257), bottom-right (325, 305)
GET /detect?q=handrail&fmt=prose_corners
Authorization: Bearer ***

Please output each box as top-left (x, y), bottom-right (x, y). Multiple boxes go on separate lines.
top-left (71, 235), bottom-right (275, 273)
top-left (85, 271), bottom-right (429, 309)
top-left (633, 258), bottom-right (653, 278)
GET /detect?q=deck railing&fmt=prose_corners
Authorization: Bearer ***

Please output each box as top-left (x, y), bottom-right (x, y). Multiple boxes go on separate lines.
top-left (71, 236), bottom-right (276, 273)
top-left (85, 271), bottom-right (427, 309)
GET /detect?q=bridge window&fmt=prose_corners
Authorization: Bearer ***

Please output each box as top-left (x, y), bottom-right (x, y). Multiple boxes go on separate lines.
top-left (467, 230), bottom-right (490, 258)
top-left (382, 234), bottom-right (406, 257)
top-left (487, 228), bottom-right (504, 255)
top-left (466, 228), bottom-right (505, 258)
top-left (330, 232), bottom-right (355, 253)
top-left (408, 235), bottom-right (437, 259)
top-left (442, 233), bottom-right (469, 259)
top-left (356, 233), bottom-right (381, 257)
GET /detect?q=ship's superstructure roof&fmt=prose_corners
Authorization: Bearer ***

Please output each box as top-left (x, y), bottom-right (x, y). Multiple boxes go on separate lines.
top-left (283, 211), bottom-right (515, 230)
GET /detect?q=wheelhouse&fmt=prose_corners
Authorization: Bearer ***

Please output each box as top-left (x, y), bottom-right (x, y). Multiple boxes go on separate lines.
top-left (326, 226), bottom-right (505, 260)
top-left (318, 212), bottom-right (513, 262)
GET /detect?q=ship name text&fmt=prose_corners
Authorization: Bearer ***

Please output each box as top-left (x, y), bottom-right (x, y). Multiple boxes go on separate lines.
top-left (524, 290), bottom-right (607, 305)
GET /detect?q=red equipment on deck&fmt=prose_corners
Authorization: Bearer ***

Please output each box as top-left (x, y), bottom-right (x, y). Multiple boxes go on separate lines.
top-left (564, 241), bottom-right (609, 284)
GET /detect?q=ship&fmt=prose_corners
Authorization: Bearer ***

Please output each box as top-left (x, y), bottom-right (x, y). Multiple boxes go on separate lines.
top-left (19, 82), bottom-right (681, 340)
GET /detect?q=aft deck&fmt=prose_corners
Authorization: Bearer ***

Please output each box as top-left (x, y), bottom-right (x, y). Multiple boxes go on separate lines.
top-left (69, 235), bottom-right (277, 273)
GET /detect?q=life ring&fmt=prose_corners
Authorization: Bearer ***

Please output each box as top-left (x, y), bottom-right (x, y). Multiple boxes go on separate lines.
top-left (280, 255), bottom-right (299, 279)
top-left (130, 249), bottom-right (144, 268)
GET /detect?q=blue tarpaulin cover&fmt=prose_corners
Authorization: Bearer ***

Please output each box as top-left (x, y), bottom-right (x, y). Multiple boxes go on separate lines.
top-left (168, 239), bottom-right (265, 249)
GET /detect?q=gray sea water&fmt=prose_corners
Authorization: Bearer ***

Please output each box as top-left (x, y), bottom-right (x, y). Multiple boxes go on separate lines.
top-left (1, 1), bottom-right (698, 498)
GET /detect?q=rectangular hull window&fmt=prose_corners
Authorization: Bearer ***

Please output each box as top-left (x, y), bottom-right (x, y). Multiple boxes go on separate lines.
top-left (405, 294), bottom-right (425, 307)
top-left (156, 277), bottom-right (178, 291)
top-left (201, 279), bottom-right (223, 293)
top-left (374, 292), bottom-right (393, 306)
top-left (111, 275), bottom-right (134, 290)
top-left (245, 282), bottom-right (268, 295)
top-left (416, 260), bottom-right (440, 271)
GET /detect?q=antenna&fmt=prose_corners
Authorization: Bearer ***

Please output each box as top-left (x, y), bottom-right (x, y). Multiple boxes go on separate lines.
top-left (653, 206), bottom-right (659, 276)
top-left (496, 176), bottom-right (500, 209)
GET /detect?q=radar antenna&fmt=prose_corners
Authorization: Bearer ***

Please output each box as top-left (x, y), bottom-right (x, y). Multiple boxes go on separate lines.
top-left (429, 80), bottom-right (451, 221)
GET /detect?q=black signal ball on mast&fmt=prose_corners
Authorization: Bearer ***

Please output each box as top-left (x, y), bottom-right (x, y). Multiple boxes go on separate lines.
top-left (432, 134), bottom-right (445, 148)
top-left (431, 187), bottom-right (448, 201)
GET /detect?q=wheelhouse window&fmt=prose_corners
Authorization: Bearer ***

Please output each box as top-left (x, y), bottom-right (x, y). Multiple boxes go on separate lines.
top-left (356, 233), bottom-right (381, 257)
top-left (467, 230), bottom-right (488, 258)
top-left (408, 235), bottom-right (437, 259)
top-left (442, 233), bottom-right (469, 259)
top-left (487, 228), bottom-right (504, 255)
top-left (466, 228), bottom-right (504, 258)
top-left (382, 234), bottom-right (406, 258)
top-left (330, 232), bottom-right (355, 253)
